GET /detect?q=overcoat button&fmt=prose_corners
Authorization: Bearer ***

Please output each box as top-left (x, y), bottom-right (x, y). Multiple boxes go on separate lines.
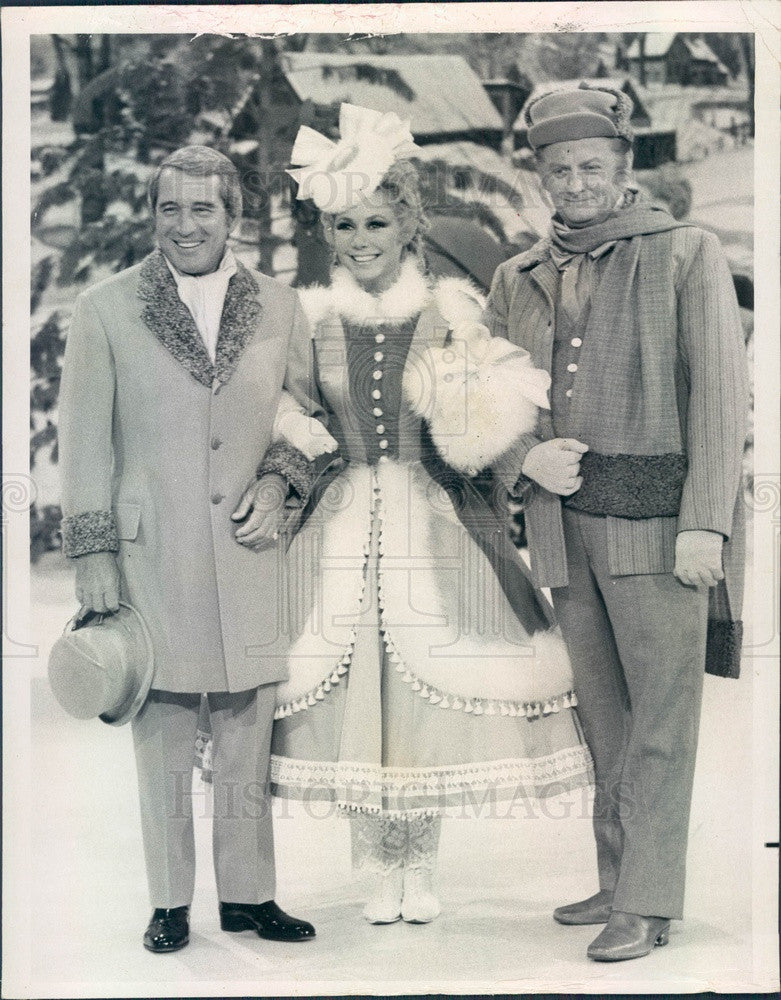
top-left (211, 493), bottom-right (224, 505)
top-left (211, 437), bottom-right (222, 450)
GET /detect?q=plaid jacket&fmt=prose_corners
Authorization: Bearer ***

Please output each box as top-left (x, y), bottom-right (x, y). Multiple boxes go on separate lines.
top-left (484, 226), bottom-right (748, 673)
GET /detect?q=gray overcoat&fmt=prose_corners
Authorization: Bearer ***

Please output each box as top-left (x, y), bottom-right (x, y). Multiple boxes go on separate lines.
top-left (59, 249), bottom-right (320, 693)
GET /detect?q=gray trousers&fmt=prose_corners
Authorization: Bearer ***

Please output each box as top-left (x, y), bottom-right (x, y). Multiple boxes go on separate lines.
top-left (551, 509), bottom-right (708, 920)
top-left (131, 685), bottom-right (276, 908)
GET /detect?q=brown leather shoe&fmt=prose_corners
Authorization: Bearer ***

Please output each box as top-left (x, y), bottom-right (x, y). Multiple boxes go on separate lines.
top-left (587, 910), bottom-right (670, 961)
top-left (553, 889), bottom-right (613, 925)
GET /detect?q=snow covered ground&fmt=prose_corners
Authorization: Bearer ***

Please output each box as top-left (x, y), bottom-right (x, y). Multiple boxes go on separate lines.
top-left (4, 543), bottom-right (776, 996)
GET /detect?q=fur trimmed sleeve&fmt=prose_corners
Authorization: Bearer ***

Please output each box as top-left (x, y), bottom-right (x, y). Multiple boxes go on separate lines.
top-left (61, 510), bottom-right (119, 558)
top-left (256, 441), bottom-right (316, 501)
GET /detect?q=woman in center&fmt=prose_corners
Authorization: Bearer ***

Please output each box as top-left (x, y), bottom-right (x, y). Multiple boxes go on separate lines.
top-left (269, 104), bottom-right (592, 924)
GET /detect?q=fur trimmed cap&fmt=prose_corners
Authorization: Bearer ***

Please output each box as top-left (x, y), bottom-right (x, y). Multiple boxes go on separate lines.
top-left (525, 83), bottom-right (634, 150)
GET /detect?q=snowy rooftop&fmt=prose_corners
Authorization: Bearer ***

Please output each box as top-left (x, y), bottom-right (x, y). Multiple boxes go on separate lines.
top-left (626, 33), bottom-right (729, 74)
top-left (280, 52), bottom-right (503, 136)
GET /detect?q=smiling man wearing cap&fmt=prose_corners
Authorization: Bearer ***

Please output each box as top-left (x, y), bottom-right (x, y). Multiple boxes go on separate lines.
top-left (58, 145), bottom-right (322, 954)
top-left (485, 84), bottom-right (748, 961)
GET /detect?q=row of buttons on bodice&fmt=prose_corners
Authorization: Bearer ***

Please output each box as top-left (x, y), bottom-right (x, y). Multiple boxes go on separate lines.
top-left (370, 329), bottom-right (390, 463)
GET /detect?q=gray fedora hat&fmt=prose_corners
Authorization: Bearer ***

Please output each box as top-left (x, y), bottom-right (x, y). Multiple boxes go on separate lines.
top-left (48, 601), bottom-right (154, 726)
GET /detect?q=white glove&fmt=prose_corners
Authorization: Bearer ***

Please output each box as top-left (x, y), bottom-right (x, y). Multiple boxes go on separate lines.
top-left (275, 409), bottom-right (338, 461)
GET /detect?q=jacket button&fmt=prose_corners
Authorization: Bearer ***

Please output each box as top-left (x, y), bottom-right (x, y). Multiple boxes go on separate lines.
top-left (211, 492), bottom-right (224, 505)
top-left (211, 437), bottom-right (222, 450)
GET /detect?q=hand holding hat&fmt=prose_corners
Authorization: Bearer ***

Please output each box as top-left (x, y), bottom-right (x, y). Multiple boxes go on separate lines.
top-left (48, 602), bottom-right (155, 726)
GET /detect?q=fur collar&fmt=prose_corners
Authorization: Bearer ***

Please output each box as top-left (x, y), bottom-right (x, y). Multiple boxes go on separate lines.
top-left (136, 248), bottom-right (262, 387)
top-left (299, 257), bottom-right (430, 328)
top-left (298, 260), bottom-right (485, 333)
top-left (431, 275), bottom-right (485, 330)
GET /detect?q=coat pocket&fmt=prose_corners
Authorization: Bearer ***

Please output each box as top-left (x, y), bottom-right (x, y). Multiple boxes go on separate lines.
top-left (115, 502), bottom-right (141, 541)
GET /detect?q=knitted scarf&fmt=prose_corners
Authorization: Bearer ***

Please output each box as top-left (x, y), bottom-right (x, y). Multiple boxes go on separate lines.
top-left (549, 203), bottom-right (689, 255)
top-left (548, 205), bottom-right (691, 458)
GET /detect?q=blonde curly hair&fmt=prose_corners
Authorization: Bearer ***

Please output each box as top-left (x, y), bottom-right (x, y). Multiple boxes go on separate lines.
top-left (322, 158), bottom-right (429, 271)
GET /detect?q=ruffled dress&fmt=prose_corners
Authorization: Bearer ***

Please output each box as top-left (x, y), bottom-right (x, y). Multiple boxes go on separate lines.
top-left (266, 260), bottom-right (593, 819)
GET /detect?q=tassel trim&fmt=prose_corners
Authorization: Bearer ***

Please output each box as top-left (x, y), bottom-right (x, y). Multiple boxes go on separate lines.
top-left (336, 802), bottom-right (449, 819)
top-left (273, 656), bottom-right (351, 719)
top-left (272, 465), bottom-right (581, 720)
top-left (388, 652), bottom-right (578, 719)
top-left (373, 468), bottom-right (577, 720)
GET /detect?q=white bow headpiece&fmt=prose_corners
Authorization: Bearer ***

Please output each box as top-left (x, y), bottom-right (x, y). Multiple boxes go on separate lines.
top-left (287, 103), bottom-right (420, 214)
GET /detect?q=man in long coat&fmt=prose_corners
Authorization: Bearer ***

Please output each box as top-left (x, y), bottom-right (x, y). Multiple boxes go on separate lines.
top-left (59, 145), bottom-right (320, 952)
top-left (485, 86), bottom-right (748, 961)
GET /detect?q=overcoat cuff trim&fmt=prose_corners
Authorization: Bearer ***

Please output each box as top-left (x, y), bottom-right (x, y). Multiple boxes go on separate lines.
top-left (705, 619), bottom-right (743, 679)
top-left (563, 451), bottom-right (687, 519)
top-left (62, 510), bottom-right (119, 558)
top-left (257, 441), bottom-right (315, 501)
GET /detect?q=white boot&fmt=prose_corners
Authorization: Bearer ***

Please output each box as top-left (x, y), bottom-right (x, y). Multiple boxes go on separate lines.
top-left (351, 814), bottom-right (405, 924)
top-left (401, 815), bottom-right (441, 923)
top-left (401, 867), bottom-right (441, 923)
top-left (362, 868), bottom-right (404, 924)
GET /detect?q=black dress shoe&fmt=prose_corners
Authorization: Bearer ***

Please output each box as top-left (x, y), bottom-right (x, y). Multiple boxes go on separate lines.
top-left (219, 900), bottom-right (315, 941)
top-left (143, 906), bottom-right (190, 953)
